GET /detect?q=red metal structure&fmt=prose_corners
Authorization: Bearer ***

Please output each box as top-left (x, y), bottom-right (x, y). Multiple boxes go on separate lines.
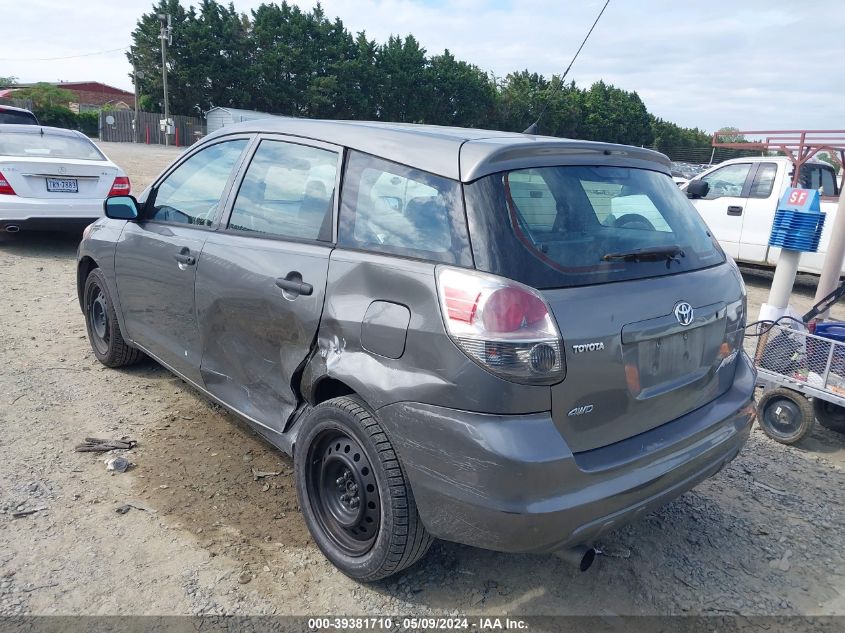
top-left (711, 130), bottom-right (845, 192)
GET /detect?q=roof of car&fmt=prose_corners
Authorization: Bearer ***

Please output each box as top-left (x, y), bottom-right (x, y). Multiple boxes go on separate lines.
top-left (206, 117), bottom-right (672, 182)
top-left (0, 104), bottom-right (35, 114)
top-left (0, 124), bottom-right (83, 137)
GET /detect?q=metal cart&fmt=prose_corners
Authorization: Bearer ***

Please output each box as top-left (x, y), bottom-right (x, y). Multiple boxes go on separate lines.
top-left (752, 282), bottom-right (845, 444)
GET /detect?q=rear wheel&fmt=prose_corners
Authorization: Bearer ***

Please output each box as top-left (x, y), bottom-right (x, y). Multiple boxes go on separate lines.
top-left (83, 268), bottom-right (144, 368)
top-left (813, 399), bottom-right (845, 434)
top-left (295, 396), bottom-right (433, 581)
top-left (756, 387), bottom-right (815, 444)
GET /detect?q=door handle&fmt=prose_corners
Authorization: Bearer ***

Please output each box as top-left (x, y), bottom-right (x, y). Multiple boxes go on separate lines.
top-left (174, 248), bottom-right (196, 266)
top-left (275, 276), bottom-right (313, 297)
top-left (727, 205), bottom-right (743, 216)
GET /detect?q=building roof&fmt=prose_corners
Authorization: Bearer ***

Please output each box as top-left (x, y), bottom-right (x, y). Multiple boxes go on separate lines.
top-left (15, 81), bottom-right (134, 97)
top-left (206, 117), bottom-right (671, 182)
top-left (206, 107), bottom-right (274, 119)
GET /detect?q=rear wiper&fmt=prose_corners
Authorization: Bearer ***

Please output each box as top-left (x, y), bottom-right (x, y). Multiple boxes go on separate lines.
top-left (601, 245), bottom-right (686, 264)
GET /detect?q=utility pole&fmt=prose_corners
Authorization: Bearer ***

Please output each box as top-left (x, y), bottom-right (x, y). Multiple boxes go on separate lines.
top-left (132, 66), bottom-right (144, 143)
top-left (158, 13), bottom-right (172, 146)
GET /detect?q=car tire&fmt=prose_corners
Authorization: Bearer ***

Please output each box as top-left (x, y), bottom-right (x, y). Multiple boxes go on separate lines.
top-left (295, 396), bottom-right (434, 581)
top-left (756, 387), bottom-right (815, 444)
top-left (813, 399), bottom-right (845, 434)
top-left (83, 268), bottom-right (144, 368)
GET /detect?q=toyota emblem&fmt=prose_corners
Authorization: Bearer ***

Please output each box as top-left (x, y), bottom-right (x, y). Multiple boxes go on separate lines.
top-left (674, 301), bottom-right (694, 326)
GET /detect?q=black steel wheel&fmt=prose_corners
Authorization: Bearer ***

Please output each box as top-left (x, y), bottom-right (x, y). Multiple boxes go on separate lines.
top-left (813, 399), bottom-right (845, 434)
top-left (83, 268), bottom-right (144, 367)
top-left (86, 283), bottom-right (111, 356)
top-left (756, 387), bottom-right (815, 445)
top-left (295, 396), bottom-right (433, 581)
top-left (305, 429), bottom-right (381, 556)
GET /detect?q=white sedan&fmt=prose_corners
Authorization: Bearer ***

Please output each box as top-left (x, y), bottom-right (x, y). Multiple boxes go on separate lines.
top-left (0, 125), bottom-right (129, 233)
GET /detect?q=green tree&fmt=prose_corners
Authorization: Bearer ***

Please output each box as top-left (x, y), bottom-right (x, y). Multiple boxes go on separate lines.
top-left (495, 70), bottom-right (549, 133)
top-left (127, 0), bottom-right (192, 114)
top-left (124, 0), bottom-right (717, 149)
top-left (14, 82), bottom-right (76, 109)
top-left (250, 1), bottom-right (354, 116)
top-left (178, 0), bottom-right (253, 111)
top-left (715, 126), bottom-right (747, 143)
top-left (12, 83), bottom-right (78, 129)
top-left (818, 152), bottom-right (842, 173)
top-left (425, 50), bottom-right (496, 127)
top-left (339, 31), bottom-right (380, 120)
top-left (651, 117), bottom-right (709, 149)
top-left (582, 81), bottom-right (652, 146)
top-left (375, 35), bottom-right (429, 123)
top-left (0, 76), bottom-right (18, 87)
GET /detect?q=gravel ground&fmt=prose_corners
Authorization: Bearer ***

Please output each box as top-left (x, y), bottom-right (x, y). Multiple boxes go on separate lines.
top-left (0, 142), bottom-right (843, 617)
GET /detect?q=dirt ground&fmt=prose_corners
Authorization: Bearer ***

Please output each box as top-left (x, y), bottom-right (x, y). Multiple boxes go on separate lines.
top-left (0, 141), bottom-right (843, 617)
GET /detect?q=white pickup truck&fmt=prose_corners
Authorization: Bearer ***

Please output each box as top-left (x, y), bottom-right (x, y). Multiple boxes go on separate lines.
top-left (685, 156), bottom-right (841, 274)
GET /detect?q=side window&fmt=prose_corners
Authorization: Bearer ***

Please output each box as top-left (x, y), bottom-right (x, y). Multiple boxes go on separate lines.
top-left (748, 163), bottom-right (778, 199)
top-left (338, 151), bottom-right (471, 265)
top-left (800, 164), bottom-right (839, 197)
top-left (699, 163), bottom-right (751, 199)
top-left (149, 139), bottom-right (248, 226)
top-left (228, 140), bottom-right (338, 241)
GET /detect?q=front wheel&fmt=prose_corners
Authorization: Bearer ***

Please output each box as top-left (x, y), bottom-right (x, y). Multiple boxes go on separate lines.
top-left (813, 399), bottom-right (845, 434)
top-left (295, 396), bottom-right (433, 581)
top-left (756, 387), bottom-right (815, 444)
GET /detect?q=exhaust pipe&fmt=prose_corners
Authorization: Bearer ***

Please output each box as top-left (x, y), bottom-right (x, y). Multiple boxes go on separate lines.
top-left (5, 225), bottom-right (20, 233)
top-left (556, 545), bottom-right (597, 571)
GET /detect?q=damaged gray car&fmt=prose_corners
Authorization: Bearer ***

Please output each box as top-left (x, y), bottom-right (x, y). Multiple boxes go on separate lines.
top-left (77, 119), bottom-right (756, 580)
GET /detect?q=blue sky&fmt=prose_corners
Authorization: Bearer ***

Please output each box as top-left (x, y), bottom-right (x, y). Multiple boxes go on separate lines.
top-left (2, 0), bottom-right (843, 132)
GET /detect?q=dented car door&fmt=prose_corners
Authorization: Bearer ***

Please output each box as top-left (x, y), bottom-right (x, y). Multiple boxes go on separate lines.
top-left (194, 136), bottom-right (340, 431)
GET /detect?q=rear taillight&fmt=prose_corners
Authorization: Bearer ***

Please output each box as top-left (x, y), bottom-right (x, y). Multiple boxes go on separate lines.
top-left (718, 295), bottom-right (746, 370)
top-left (437, 267), bottom-right (565, 384)
top-left (0, 171), bottom-right (16, 195)
top-left (107, 176), bottom-right (130, 197)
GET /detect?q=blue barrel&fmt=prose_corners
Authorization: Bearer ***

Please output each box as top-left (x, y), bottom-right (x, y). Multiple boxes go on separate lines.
top-left (813, 322), bottom-right (845, 377)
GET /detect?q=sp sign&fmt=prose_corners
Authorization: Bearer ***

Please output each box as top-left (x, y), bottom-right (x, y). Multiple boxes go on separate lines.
top-left (779, 187), bottom-right (821, 213)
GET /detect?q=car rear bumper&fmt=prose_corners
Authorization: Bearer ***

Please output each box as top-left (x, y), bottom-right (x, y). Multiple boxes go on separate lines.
top-left (0, 196), bottom-right (103, 231)
top-left (377, 352), bottom-right (756, 553)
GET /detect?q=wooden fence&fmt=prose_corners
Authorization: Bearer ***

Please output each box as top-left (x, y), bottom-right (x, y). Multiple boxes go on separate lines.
top-left (99, 110), bottom-right (206, 146)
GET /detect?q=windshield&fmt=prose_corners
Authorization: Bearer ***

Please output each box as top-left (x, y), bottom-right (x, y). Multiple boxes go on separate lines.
top-left (464, 165), bottom-right (725, 289)
top-left (0, 131), bottom-right (104, 160)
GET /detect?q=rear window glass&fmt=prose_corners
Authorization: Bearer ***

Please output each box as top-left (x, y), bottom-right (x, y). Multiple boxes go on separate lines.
top-left (0, 131), bottom-right (104, 160)
top-left (0, 110), bottom-right (38, 125)
top-left (800, 163), bottom-right (839, 197)
top-left (338, 151), bottom-right (471, 265)
top-left (465, 165), bottom-right (725, 289)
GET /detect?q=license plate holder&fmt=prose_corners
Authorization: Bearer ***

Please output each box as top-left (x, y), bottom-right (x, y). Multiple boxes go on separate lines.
top-left (46, 178), bottom-right (78, 193)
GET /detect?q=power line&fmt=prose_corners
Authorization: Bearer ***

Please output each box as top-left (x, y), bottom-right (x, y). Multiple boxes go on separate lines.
top-left (524, 0), bottom-right (611, 134)
top-left (0, 46), bottom-right (129, 62)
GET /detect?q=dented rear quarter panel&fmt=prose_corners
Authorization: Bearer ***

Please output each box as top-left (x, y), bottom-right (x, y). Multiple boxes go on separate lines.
top-left (302, 249), bottom-right (551, 415)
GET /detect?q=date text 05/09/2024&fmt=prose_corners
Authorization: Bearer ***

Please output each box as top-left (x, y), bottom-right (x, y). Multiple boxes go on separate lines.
top-left (307, 617), bottom-right (529, 630)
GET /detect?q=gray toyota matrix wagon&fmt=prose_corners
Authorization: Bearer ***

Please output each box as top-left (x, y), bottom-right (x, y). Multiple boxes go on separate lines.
top-left (77, 119), bottom-right (755, 580)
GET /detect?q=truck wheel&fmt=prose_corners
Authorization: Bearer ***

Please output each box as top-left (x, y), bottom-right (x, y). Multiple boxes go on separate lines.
top-left (756, 387), bottom-right (815, 444)
top-left (295, 396), bottom-right (433, 581)
top-left (83, 268), bottom-right (144, 367)
top-left (813, 399), bottom-right (845, 434)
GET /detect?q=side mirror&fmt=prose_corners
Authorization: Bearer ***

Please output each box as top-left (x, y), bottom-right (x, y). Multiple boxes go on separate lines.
top-left (686, 180), bottom-right (710, 199)
top-left (104, 195), bottom-right (139, 220)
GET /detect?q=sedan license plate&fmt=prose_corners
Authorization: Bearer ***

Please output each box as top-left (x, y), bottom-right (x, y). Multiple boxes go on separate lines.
top-left (46, 178), bottom-right (78, 193)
